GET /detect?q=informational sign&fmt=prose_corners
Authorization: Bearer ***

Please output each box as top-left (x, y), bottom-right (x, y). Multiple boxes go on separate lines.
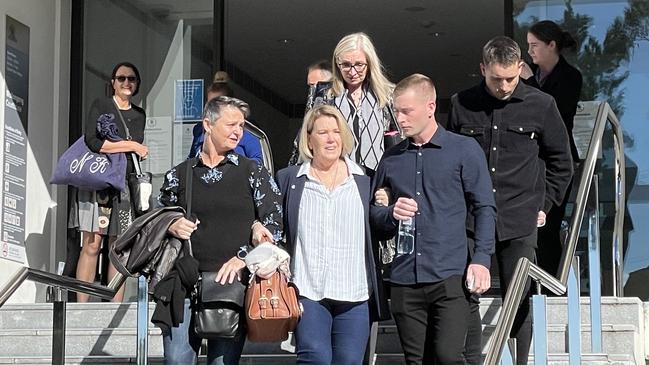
top-left (172, 122), bottom-right (196, 166)
top-left (572, 101), bottom-right (601, 160)
top-left (141, 116), bottom-right (173, 174)
top-left (1, 16), bottom-right (29, 263)
top-left (174, 79), bottom-right (203, 121)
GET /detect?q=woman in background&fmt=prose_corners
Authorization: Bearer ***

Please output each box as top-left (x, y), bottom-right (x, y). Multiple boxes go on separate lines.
top-left (525, 20), bottom-right (583, 278)
top-left (71, 62), bottom-right (148, 302)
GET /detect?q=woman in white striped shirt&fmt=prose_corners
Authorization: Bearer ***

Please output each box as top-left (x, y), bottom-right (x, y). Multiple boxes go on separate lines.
top-left (276, 105), bottom-right (388, 364)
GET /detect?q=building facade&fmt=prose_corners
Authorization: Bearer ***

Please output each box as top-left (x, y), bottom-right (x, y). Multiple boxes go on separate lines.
top-left (1, 0), bottom-right (648, 302)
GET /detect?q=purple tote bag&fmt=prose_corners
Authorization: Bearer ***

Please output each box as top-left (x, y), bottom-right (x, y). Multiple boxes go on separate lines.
top-left (50, 136), bottom-right (127, 191)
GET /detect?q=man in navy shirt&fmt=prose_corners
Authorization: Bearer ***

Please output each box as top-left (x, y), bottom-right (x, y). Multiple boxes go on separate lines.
top-left (371, 74), bottom-right (496, 364)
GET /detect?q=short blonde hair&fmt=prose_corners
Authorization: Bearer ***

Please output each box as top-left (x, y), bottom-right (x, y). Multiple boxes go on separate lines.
top-left (394, 73), bottom-right (437, 101)
top-left (298, 105), bottom-right (355, 163)
top-left (331, 32), bottom-right (394, 108)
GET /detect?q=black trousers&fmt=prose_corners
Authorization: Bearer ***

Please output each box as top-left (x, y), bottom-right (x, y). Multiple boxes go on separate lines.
top-left (537, 182), bottom-right (571, 279)
top-left (391, 275), bottom-right (469, 365)
top-left (465, 231), bottom-right (537, 365)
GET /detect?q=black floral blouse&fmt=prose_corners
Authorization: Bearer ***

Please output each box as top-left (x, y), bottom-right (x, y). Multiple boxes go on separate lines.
top-left (158, 152), bottom-right (283, 271)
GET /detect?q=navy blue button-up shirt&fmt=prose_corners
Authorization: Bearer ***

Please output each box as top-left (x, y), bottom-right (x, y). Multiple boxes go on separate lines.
top-left (370, 125), bottom-right (496, 285)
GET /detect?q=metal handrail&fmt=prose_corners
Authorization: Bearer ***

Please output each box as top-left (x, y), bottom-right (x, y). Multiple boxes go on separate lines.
top-left (485, 101), bottom-right (626, 364)
top-left (557, 102), bottom-right (626, 293)
top-left (0, 267), bottom-right (135, 365)
top-left (245, 120), bottom-right (275, 175)
top-left (0, 267), bottom-right (119, 307)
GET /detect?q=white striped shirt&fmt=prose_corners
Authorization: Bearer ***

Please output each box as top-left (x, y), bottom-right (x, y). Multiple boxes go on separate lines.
top-left (292, 158), bottom-right (370, 302)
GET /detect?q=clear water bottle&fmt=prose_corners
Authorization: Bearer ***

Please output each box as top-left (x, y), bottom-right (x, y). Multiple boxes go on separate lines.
top-left (396, 217), bottom-right (415, 255)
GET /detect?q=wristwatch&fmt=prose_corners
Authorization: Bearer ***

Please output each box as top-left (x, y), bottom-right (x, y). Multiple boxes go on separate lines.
top-left (236, 245), bottom-right (249, 260)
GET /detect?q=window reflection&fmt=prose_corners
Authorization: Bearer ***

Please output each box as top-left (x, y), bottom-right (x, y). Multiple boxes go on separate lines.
top-left (514, 0), bottom-right (649, 297)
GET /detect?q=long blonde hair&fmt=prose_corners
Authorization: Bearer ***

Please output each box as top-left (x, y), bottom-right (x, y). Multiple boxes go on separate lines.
top-left (331, 32), bottom-right (394, 108)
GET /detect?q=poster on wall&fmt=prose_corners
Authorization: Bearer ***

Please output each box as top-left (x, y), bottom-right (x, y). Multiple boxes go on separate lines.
top-left (173, 79), bottom-right (203, 166)
top-left (172, 122), bottom-right (196, 166)
top-left (573, 101), bottom-right (602, 160)
top-left (141, 116), bottom-right (173, 174)
top-left (174, 79), bottom-right (203, 121)
top-left (1, 16), bottom-right (30, 263)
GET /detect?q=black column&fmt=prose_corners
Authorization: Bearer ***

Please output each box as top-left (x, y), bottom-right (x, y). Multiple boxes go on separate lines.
top-left (213, 0), bottom-right (225, 73)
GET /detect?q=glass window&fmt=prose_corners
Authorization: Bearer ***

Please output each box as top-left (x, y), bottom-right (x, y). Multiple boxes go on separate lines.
top-left (83, 0), bottom-right (214, 180)
top-left (514, 0), bottom-right (649, 298)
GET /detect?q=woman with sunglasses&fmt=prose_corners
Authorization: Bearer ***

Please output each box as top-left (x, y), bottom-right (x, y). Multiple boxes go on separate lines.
top-left (70, 61), bottom-right (149, 302)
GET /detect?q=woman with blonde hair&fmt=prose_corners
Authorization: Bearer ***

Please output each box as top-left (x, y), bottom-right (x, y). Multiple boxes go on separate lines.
top-left (276, 104), bottom-right (388, 364)
top-left (304, 32), bottom-right (399, 172)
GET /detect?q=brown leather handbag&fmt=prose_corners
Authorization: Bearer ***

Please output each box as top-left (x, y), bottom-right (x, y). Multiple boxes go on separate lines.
top-left (245, 270), bottom-right (302, 342)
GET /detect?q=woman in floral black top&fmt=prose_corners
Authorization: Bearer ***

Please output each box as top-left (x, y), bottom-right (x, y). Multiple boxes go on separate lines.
top-left (158, 96), bottom-right (283, 365)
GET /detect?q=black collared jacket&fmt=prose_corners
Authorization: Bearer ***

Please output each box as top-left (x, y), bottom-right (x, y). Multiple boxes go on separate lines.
top-left (525, 55), bottom-right (583, 161)
top-left (448, 80), bottom-right (573, 241)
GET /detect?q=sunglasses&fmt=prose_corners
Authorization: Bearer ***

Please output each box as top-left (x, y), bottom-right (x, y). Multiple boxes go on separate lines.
top-left (115, 75), bottom-right (137, 83)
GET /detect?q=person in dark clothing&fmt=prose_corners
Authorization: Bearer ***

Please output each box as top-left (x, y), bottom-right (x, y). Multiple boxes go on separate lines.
top-left (525, 20), bottom-right (583, 280)
top-left (449, 36), bottom-right (573, 365)
top-left (372, 74), bottom-right (496, 364)
top-left (159, 96), bottom-right (283, 365)
top-left (70, 62), bottom-right (148, 303)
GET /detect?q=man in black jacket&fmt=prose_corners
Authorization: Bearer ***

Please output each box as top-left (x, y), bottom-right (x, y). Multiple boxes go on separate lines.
top-left (448, 36), bottom-right (573, 365)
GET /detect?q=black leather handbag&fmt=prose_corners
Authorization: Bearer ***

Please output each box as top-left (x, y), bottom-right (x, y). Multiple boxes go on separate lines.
top-left (114, 103), bottom-right (152, 217)
top-left (192, 272), bottom-right (246, 339)
top-left (127, 153), bottom-right (153, 216)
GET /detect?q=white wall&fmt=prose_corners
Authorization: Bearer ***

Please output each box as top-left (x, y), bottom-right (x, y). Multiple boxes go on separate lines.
top-left (0, 0), bottom-right (71, 302)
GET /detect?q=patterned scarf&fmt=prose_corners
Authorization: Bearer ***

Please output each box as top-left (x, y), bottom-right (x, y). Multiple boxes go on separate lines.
top-left (334, 86), bottom-right (386, 170)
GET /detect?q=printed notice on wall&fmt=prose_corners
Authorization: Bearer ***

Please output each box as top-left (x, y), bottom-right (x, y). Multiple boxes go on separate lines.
top-left (573, 101), bottom-right (602, 161)
top-left (1, 16), bottom-right (30, 263)
top-left (173, 79), bottom-right (204, 166)
top-left (174, 80), bottom-right (203, 121)
top-left (141, 116), bottom-right (172, 174)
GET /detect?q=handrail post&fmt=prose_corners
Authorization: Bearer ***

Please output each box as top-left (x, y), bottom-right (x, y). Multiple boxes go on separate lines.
top-left (567, 256), bottom-right (581, 364)
top-left (501, 338), bottom-right (516, 365)
top-left (136, 276), bottom-right (149, 365)
top-left (108, 272), bottom-right (127, 293)
top-left (587, 175), bottom-right (603, 352)
top-left (611, 116), bottom-right (626, 296)
top-left (532, 289), bottom-right (547, 365)
top-left (48, 286), bottom-right (67, 365)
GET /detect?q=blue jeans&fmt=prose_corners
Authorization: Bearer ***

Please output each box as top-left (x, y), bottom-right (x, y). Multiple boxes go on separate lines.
top-left (163, 299), bottom-right (245, 365)
top-left (295, 297), bottom-right (370, 365)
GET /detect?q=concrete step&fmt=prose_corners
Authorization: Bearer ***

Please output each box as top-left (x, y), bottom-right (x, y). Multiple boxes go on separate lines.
top-left (0, 353), bottom-right (632, 365)
top-left (0, 328), bottom-right (164, 357)
top-left (476, 296), bottom-right (644, 327)
top-left (0, 298), bottom-right (644, 361)
top-left (0, 355), bottom-right (297, 364)
top-left (376, 323), bottom-right (638, 360)
top-left (0, 303), bottom-right (155, 330)
top-left (372, 352), bottom-right (630, 365)
top-left (483, 323), bottom-right (639, 356)
top-left (1, 297), bottom-right (641, 330)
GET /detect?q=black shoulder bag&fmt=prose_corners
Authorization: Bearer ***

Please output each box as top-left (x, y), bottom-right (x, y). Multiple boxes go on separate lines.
top-left (185, 162), bottom-right (247, 339)
top-left (383, 103), bottom-right (405, 151)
